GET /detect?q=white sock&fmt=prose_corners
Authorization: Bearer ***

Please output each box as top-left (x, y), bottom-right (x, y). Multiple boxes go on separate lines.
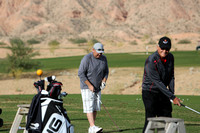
top-left (90, 125), bottom-right (95, 128)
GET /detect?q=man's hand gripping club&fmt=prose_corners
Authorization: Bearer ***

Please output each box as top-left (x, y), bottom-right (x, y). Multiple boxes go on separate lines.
top-left (100, 82), bottom-right (106, 90)
top-left (171, 97), bottom-right (182, 106)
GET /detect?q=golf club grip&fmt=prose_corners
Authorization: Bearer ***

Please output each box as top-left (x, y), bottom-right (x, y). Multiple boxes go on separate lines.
top-left (180, 103), bottom-right (185, 107)
top-left (170, 99), bottom-right (185, 107)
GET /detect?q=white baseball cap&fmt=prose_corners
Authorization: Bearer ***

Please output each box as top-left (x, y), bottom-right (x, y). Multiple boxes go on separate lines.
top-left (93, 43), bottom-right (104, 53)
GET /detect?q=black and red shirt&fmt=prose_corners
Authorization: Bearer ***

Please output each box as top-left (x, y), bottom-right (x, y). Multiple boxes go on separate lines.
top-left (142, 51), bottom-right (176, 100)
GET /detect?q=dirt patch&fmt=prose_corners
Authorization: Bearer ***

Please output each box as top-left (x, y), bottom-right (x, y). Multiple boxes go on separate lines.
top-left (0, 67), bottom-right (199, 95)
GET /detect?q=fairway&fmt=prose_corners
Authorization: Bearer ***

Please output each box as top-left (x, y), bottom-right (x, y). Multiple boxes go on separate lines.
top-left (0, 94), bottom-right (199, 133)
top-left (0, 51), bottom-right (200, 73)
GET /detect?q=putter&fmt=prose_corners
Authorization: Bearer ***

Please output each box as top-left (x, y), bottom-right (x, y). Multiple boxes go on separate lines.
top-left (170, 100), bottom-right (200, 115)
top-left (96, 93), bottom-right (122, 132)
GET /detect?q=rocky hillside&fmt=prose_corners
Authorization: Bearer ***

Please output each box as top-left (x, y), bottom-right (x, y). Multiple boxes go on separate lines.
top-left (0, 0), bottom-right (199, 42)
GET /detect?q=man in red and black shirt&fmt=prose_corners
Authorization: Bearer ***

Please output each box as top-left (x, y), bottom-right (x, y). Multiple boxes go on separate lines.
top-left (142, 36), bottom-right (181, 133)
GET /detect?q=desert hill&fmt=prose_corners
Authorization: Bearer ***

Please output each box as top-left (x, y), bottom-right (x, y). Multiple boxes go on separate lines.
top-left (0, 0), bottom-right (200, 58)
top-left (0, 0), bottom-right (200, 41)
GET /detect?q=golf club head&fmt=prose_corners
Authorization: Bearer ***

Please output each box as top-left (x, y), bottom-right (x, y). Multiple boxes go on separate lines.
top-left (34, 80), bottom-right (45, 92)
top-left (58, 92), bottom-right (68, 99)
top-left (60, 92), bottom-right (68, 97)
top-left (45, 75), bottom-right (56, 83)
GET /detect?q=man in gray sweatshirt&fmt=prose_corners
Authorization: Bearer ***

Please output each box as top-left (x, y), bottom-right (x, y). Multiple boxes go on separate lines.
top-left (78, 43), bottom-right (109, 133)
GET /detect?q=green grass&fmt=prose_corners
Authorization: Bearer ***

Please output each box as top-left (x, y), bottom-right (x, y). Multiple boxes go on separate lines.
top-left (0, 51), bottom-right (200, 73)
top-left (0, 94), bottom-right (199, 133)
top-left (36, 51), bottom-right (199, 69)
top-left (172, 51), bottom-right (200, 66)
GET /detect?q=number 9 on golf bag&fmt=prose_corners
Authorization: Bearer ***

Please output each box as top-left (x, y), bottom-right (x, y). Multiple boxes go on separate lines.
top-left (26, 75), bottom-right (74, 133)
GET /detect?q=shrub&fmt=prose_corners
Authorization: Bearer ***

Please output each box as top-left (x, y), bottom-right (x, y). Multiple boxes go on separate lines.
top-left (0, 42), bottom-right (7, 46)
top-left (130, 40), bottom-right (138, 45)
top-left (147, 40), bottom-right (156, 45)
top-left (69, 38), bottom-right (87, 44)
top-left (27, 39), bottom-right (40, 45)
top-left (142, 34), bottom-right (150, 41)
top-left (48, 40), bottom-right (60, 46)
top-left (48, 40), bottom-right (60, 54)
top-left (178, 39), bottom-right (191, 44)
top-left (90, 39), bottom-right (99, 44)
top-left (85, 39), bottom-right (101, 53)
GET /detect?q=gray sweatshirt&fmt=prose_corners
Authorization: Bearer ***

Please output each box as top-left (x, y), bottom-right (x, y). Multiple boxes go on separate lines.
top-left (78, 52), bottom-right (109, 91)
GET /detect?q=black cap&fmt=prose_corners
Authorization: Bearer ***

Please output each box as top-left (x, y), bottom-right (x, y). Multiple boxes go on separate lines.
top-left (158, 36), bottom-right (171, 50)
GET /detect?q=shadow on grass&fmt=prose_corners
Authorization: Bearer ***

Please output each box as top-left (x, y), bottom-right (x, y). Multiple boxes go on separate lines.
top-left (71, 118), bottom-right (88, 121)
top-left (0, 129), bottom-right (10, 132)
top-left (104, 127), bottom-right (143, 133)
top-left (185, 123), bottom-right (200, 126)
top-left (103, 124), bottom-right (200, 132)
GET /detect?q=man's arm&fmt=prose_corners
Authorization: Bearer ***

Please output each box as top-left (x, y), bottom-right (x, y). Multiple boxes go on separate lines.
top-left (101, 57), bottom-right (109, 90)
top-left (78, 56), bottom-right (94, 90)
top-left (103, 56), bottom-right (109, 80)
top-left (102, 78), bottom-right (107, 82)
top-left (84, 80), bottom-right (94, 92)
top-left (168, 55), bottom-right (175, 94)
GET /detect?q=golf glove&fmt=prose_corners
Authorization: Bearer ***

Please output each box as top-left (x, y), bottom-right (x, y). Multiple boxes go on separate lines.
top-left (100, 82), bottom-right (106, 90)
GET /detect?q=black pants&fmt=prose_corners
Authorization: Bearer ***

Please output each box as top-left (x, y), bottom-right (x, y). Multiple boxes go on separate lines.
top-left (142, 90), bottom-right (172, 133)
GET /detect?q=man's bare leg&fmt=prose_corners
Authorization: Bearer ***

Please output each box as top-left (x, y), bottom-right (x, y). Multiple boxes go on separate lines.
top-left (87, 113), bottom-right (94, 126)
top-left (87, 111), bottom-right (97, 126)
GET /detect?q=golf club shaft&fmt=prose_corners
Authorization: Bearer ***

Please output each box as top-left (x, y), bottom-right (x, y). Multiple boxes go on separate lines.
top-left (101, 102), bottom-right (120, 129)
top-left (170, 100), bottom-right (200, 115)
top-left (97, 94), bottom-right (120, 130)
top-left (181, 103), bottom-right (200, 115)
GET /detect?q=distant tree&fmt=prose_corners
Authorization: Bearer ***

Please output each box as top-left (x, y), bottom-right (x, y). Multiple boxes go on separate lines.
top-left (6, 38), bottom-right (40, 78)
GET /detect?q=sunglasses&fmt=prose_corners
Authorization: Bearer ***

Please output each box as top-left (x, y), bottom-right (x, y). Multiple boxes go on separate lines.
top-left (160, 48), bottom-right (170, 51)
top-left (95, 49), bottom-right (104, 51)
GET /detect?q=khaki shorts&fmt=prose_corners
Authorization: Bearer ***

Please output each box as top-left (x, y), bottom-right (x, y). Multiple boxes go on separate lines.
top-left (81, 89), bottom-right (101, 113)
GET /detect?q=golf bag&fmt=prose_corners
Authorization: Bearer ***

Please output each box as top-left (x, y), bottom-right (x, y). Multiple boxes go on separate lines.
top-left (0, 108), bottom-right (3, 127)
top-left (26, 76), bottom-right (74, 133)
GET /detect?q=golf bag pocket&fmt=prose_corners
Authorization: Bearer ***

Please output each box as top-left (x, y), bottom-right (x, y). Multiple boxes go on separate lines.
top-left (41, 98), bottom-right (74, 133)
top-left (26, 92), bottom-right (43, 132)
